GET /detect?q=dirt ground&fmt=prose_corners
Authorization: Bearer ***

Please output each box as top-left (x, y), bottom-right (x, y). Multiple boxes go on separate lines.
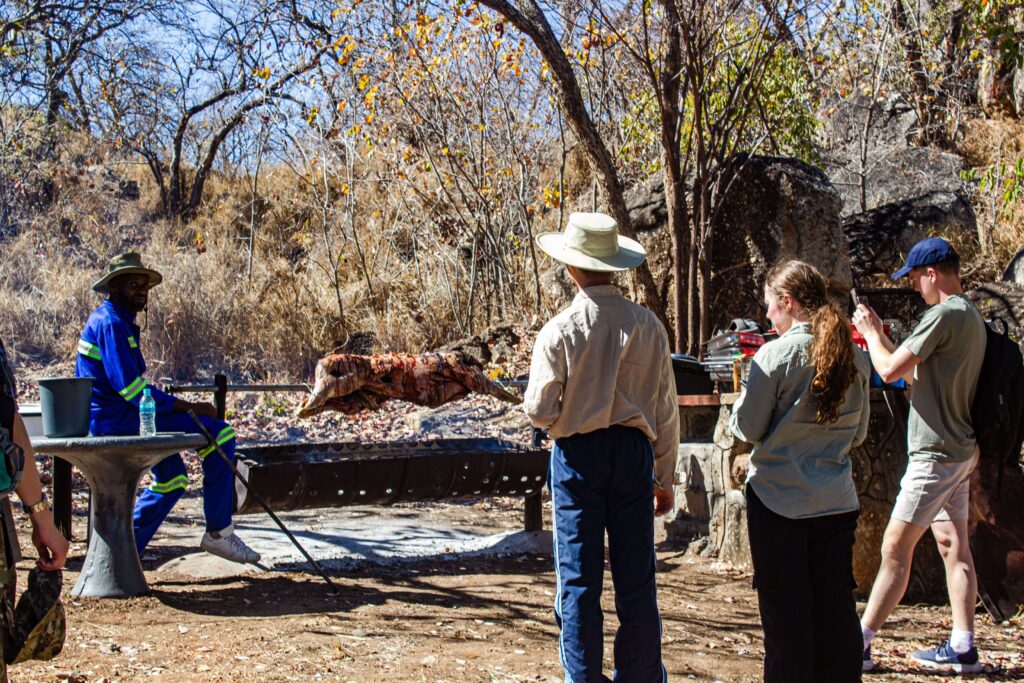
top-left (7, 493), bottom-right (1023, 683)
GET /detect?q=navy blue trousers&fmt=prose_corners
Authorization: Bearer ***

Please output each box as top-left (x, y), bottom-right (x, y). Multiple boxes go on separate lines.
top-left (550, 425), bottom-right (665, 683)
top-left (131, 412), bottom-right (237, 553)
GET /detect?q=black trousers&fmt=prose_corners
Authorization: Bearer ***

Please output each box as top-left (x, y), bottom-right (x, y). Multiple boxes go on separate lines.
top-left (746, 486), bottom-right (862, 683)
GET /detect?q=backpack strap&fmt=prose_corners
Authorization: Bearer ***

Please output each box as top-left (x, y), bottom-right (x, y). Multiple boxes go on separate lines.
top-left (0, 427), bottom-right (22, 497)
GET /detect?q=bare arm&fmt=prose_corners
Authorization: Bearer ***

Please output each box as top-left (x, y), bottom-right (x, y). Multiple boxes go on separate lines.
top-left (12, 415), bottom-right (69, 571)
top-left (852, 304), bottom-right (918, 385)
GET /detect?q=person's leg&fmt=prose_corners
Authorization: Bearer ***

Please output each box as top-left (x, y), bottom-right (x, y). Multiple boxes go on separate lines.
top-left (931, 456), bottom-right (978, 638)
top-left (931, 517), bottom-right (977, 627)
top-left (145, 411), bottom-right (237, 532)
top-left (550, 432), bottom-right (611, 683)
top-left (911, 459), bottom-right (980, 670)
top-left (746, 486), bottom-right (814, 683)
top-left (606, 428), bottom-right (663, 683)
top-left (861, 459), bottom-right (942, 638)
top-left (132, 450), bottom-right (187, 554)
top-left (859, 518), bottom-right (928, 632)
top-left (195, 416), bottom-right (237, 533)
top-left (910, 511), bottom-right (982, 673)
top-left (808, 509), bottom-right (862, 683)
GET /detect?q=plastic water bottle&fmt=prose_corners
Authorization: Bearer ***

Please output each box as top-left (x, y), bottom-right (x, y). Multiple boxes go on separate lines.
top-left (139, 387), bottom-right (157, 437)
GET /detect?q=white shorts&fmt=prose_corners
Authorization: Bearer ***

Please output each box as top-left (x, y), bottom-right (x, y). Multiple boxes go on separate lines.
top-left (891, 449), bottom-right (979, 527)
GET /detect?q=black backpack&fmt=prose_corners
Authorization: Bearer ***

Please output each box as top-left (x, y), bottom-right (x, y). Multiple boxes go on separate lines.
top-left (970, 318), bottom-right (1024, 478)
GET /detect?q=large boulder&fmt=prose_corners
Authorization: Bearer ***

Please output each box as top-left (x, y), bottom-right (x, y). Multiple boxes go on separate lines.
top-left (844, 191), bottom-right (977, 282)
top-left (538, 266), bottom-right (576, 311)
top-left (828, 147), bottom-right (966, 216)
top-left (709, 155), bottom-right (852, 334)
top-left (84, 165), bottom-right (140, 200)
top-left (817, 95), bottom-right (971, 217)
top-left (817, 94), bottom-right (917, 159)
top-left (622, 158), bottom-right (853, 336)
top-left (968, 281), bottom-right (1024, 338)
top-left (626, 179), bottom-right (674, 311)
top-left (437, 325), bottom-right (521, 366)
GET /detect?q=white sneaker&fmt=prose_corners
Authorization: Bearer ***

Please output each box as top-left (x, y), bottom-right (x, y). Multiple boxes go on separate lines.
top-left (200, 524), bottom-right (261, 564)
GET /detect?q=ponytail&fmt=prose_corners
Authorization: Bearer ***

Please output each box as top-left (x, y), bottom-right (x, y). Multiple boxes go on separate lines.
top-left (765, 260), bottom-right (858, 425)
top-left (809, 301), bottom-right (857, 424)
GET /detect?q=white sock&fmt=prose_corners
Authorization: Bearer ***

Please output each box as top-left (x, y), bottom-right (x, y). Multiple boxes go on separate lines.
top-left (861, 623), bottom-right (876, 651)
top-left (949, 628), bottom-right (974, 654)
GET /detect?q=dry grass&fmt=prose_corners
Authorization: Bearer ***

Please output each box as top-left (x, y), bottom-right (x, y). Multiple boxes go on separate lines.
top-left (958, 116), bottom-right (1024, 282)
top-left (0, 135), bottom-right (544, 381)
top-left (6, 111), bottom-right (1016, 382)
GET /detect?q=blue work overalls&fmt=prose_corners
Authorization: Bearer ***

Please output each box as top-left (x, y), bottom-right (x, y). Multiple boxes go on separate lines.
top-left (75, 300), bottom-right (236, 553)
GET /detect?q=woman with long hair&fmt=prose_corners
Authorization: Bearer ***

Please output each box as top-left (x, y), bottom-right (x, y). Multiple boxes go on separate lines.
top-left (730, 260), bottom-right (871, 683)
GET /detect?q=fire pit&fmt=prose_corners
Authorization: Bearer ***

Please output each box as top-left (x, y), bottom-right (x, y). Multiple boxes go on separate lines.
top-left (233, 437), bottom-right (549, 530)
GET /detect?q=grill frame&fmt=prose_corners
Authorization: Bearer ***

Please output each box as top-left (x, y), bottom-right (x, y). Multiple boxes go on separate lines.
top-left (234, 438), bottom-right (549, 528)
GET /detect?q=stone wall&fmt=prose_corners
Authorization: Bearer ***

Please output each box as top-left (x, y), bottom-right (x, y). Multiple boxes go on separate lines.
top-left (666, 395), bottom-right (751, 566)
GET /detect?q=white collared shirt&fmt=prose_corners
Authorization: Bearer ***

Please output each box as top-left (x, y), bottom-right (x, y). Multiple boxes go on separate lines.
top-left (523, 285), bottom-right (679, 487)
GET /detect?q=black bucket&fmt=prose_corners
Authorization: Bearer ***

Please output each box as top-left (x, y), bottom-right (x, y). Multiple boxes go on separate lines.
top-left (37, 377), bottom-right (93, 438)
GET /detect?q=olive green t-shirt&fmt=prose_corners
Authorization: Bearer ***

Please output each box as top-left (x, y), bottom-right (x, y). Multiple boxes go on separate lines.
top-left (900, 294), bottom-right (986, 463)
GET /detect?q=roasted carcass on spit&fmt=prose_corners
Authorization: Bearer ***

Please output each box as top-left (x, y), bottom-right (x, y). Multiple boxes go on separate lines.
top-left (296, 352), bottom-right (521, 417)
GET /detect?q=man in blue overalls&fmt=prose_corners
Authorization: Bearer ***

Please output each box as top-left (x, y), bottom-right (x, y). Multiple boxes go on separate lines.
top-left (75, 253), bottom-right (259, 564)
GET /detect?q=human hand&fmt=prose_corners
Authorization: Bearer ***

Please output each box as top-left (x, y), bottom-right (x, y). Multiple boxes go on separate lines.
top-left (189, 401), bottom-right (218, 419)
top-left (851, 304), bottom-right (883, 340)
top-left (730, 454), bottom-right (750, 486)
top-left (31, 515), bottom-right (69, 571)
top-left (654, 486), bottom-right (674, 517)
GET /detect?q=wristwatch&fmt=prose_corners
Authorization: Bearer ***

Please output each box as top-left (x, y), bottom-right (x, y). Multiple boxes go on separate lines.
top-left (23, 494), bottom-right (51, 516)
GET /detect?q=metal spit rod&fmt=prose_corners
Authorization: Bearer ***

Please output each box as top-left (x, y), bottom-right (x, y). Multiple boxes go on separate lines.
top-left (187, 411), bottom-right (340, 594)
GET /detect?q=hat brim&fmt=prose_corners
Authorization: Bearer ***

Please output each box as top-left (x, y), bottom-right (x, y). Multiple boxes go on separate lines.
top-left (92, 267), bottom-right (163, 294)
top-left (535, 232), bottom-right (646, 272)
top-left (890, 264), bottom-right (912, 280)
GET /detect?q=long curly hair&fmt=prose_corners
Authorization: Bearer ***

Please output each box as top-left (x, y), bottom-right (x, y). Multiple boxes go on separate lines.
top-left (765, 260), bottom-right (857, 425)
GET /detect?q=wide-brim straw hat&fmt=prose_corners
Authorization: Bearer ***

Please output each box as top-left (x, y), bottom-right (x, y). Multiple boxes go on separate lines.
top-left (536, 212), bottom-right (646, 272)
top-left (92, 252), bottom-right (163, 294)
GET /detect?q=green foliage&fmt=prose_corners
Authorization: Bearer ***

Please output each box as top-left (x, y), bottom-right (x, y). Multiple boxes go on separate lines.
top-left (685, 12), bottom-right (819, 163)
top-left (617, 89), bottom-right (660, 177)
top-left (963, 157), bottom-right (1024, 219)
top-left (967, 0), bottom-right (1024, 69)
top-left (749, 38), bottom-right (820, 163)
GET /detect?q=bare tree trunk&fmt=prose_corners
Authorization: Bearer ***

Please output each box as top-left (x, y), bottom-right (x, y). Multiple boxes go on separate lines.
top-left (477, 0), bottom-right (666, 321)
top-left (659, 0), bottom-right (688, 352)
top-left (247, 125), bottom-right (267, 284)
top-left (890, 0), bottom-right (948, 147)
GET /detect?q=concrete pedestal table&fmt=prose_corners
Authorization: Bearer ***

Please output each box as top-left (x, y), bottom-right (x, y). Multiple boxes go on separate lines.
top-left (30, 433), bottom-right (207, 598)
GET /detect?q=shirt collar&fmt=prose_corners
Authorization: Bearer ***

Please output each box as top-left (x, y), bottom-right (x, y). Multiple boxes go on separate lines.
top-left (781, 321), bottom-right (812, 337)
top-left (103, 299), bottom-right (137, 324)
top-left (573, 284), bottom-right (621, 303)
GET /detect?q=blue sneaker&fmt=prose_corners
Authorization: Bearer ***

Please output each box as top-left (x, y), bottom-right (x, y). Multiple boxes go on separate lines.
top-left (911, 640), bottom-right (982, 674)
top-left (863, 645), bottom-right (875, 671)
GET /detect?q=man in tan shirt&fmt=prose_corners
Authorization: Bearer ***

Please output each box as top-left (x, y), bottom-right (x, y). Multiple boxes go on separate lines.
top-left (524, 212), bottom-right (679, 683)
